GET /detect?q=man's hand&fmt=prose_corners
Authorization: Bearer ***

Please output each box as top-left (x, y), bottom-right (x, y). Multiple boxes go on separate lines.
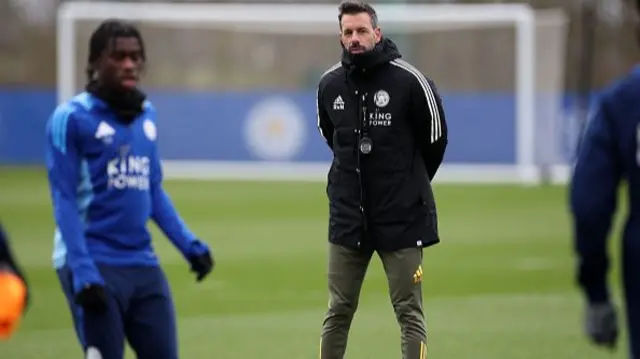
top-left (75, 284), bottom-right (108, 313)
top-left (585, 301), bottom-right (618, 349)
top-left (178, 240), bottom-right (214, 282)
top-left (189, 251), bottom-right (214, 282)
top-left (186, 239), bottom-right (215, 282)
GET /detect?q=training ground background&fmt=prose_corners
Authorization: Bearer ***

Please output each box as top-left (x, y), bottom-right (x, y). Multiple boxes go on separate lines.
top-left (0, 167), bottom-right (631, 359)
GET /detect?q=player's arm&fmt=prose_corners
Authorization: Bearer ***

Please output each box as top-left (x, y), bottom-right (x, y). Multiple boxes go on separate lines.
top-left (317, 84), bottom-right (334, 149)
top-left (149, 145), bottom-right (213, 281)
top-left (569, 99), bottom-right (622, 305)
top-left (46, 107), bottom-right (104, 291)
top-left (410, 75), bottom-right (448, 180)
top-left (148, 140), bottom-right (209, 259)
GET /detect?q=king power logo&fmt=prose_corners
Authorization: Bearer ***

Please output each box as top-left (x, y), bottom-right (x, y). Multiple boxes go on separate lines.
top-left (107, 155), bottom-right (151, 191)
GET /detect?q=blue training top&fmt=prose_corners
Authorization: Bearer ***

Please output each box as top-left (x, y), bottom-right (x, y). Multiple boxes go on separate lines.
top-left (45, 92), bottom-right (205, 292)
top-left (570, 64), bottom-right (640, 303)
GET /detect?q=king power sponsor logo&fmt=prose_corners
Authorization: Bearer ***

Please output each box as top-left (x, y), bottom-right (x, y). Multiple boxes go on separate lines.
top-left (107, 155), bottom-right (151, 191)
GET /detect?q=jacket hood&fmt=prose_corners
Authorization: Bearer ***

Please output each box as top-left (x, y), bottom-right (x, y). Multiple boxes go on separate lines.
top-left (341, 36), bottom-right (402, 71)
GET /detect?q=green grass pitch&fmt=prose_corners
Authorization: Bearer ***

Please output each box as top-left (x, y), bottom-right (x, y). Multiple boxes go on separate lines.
top-left (0, 167), bottom-right (629, 358)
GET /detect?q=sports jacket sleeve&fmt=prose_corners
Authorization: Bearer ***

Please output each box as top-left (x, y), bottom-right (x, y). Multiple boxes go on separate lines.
top-left (149, 134), bottom-right (207, 259)
top-left (0, 223), bottom-right (8, 263)
top-left (569, 98), bottom-right (622, 304)
top-left (0, 223), bottom-right (21, 277)
top-left (316, 84), bottom-right (334, 149)
top-left (0, 222), bottom-right (29, 305)
top-left (409, 75), bottom-right (448, 180)
top-left (45, 107), bottom-right (104, 291)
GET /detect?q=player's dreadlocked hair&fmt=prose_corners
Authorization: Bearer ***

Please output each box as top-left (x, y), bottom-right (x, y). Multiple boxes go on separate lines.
top-left (85, 19), bottom-right (146, 85)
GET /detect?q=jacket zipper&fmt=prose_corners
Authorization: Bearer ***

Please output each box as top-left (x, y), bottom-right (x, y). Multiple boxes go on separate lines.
top-left (356, 90), bottom-right (368, 248)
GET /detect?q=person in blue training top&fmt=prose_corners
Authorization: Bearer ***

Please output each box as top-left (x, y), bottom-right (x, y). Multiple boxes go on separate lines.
top-left (570, 2), bottom-right (640, 355)
top-left (45, 19), bottom-right (214, 359)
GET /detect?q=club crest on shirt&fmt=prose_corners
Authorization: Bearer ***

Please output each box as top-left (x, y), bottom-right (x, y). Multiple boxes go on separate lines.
top-left (373, 89), bottom-right (390, 108)
top-left (143, 119), bottom-right (157, 141)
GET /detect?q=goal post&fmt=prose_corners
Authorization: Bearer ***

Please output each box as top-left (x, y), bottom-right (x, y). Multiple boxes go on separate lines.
top-left (56, 2), bottom-right (569, 185)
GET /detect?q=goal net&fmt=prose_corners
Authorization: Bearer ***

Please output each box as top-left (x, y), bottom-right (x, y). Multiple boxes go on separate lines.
top-left (56, 2), bottom-right (569, 185)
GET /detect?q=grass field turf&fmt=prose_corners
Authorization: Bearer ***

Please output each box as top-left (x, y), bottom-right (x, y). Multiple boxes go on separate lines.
top-left (0, 167), bottom-right (629, 358)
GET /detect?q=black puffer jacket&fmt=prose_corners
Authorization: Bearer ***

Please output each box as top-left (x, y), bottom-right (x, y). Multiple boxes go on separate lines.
top-left (316, 37), bottom-right (448, 251)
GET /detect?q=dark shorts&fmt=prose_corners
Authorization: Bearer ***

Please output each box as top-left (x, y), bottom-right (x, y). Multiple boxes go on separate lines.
top-left (57, 264), bottom-right (178, 359)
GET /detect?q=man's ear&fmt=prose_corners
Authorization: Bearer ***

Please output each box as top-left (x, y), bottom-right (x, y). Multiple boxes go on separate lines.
top-left (88, 63), bottom-right (98, 81)
top-left (374, 27), bottom-right (382, 43)
top-left (339, 32), bottom-right (348, 49)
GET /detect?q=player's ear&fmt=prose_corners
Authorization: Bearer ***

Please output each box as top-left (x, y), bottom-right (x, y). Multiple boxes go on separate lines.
top-left (86, 63), bottom-right (98, 81)
top-left (91, 64), bottom-right (100, 81)
top-left (374, 27), bottom-right (382, 42)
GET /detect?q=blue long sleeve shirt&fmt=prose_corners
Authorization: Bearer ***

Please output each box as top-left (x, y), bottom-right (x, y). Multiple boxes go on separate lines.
top-left (45, 92), bottom-right (202, 292)
top-left (570, 65), bottom-right (640, 304)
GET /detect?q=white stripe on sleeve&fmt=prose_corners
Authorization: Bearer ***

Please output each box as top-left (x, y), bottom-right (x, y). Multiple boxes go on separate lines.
top-left (316, 62), bottom-right (341, 142)
top-left (390, 59), bottom-right (442, 143)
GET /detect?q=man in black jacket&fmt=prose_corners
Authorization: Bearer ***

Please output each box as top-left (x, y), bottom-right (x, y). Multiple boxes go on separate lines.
top-left (316, 1), bottom-right (448, 358)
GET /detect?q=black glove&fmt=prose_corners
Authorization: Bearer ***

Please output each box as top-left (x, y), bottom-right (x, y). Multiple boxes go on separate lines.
top-left (75, 284), bottom-right (108, 313)
top-left (188, 251), bottom-right (214, 282)
top-left (585, 302), bottom-right (618, 349)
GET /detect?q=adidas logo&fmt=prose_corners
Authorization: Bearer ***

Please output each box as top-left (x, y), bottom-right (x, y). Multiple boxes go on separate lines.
top-left (333, 95), bottom-right (344, 110)
top-left (95, 121), bottom-right (115, 141)
top-left (413, 265), bottom-right (423, 284)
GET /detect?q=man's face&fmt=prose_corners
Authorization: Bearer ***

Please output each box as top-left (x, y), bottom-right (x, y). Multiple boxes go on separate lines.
top-left (96, 37), bottom-right (144, 91)
top-left (340, 12), bottom-right (381, 54)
